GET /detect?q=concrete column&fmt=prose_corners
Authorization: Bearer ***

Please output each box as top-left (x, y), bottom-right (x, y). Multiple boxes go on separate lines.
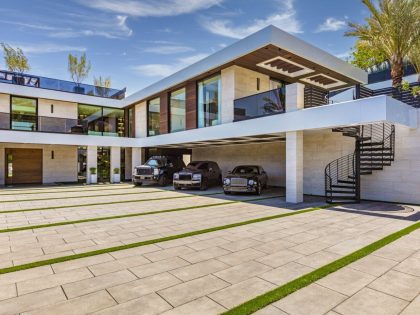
top-left (221, 66), bottom-right (235, 124)
top-left (285, 83), bottom-right (305, 203)
top-left (132, 148), bottom-right (144, 176)
top-left (286, 131), bottom-right (303, 203)
top-left (0, 146), bottom-right (5, 185)
top-left (86, 146), bottom-right (97, 184)
top-left (110, 146), bottom-right (121, 183)
top-left (125, 148), bottom-right (133, 180)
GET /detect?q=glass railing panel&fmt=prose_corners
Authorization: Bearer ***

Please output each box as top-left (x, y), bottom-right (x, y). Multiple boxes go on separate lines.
top-left (234, 88), bottom-right (285, 121)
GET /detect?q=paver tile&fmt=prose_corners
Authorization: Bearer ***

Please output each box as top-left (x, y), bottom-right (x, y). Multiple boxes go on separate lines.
top-left (88, 255), bottom-right (150, 276)
top-left (143, 246), bottom-right (196, 262)
top-left (52, 254), bottom-right (114, 273)
top-left (256, 249), bottom-right (303, 268)
top-left (0, 265), bottom-right (53, 285)
top-left (215, 260), bottom-right (272, 284)
top-left (158, 275), bottom-right (229, 307)
top-left (373, 244), bottom-right (416, 262)
top-left (259, 262), bottom-right (313, 286)
top-left (17, 267), bottom-right (93, 295)
top-left (92, 292), bottom-right (172, 315)
top-left (108, 272), bottom-right (181, 303)
top-left (169, 259), bottom-right (229, 282)
top-left (63, 269), bottom-right (137, 299)
top-left (393, 257), bottom-right (420, 277)
top-left (400, 294), bottom-right (420, 315)
top-left (253, 305), bottom-right (288, 315)
top-left (22, 290), bottom-right (116, 315)
top-left (0, 287), bottom-right (66, 315)
top-left (130, 257), bottom-right (190, 278)
top-left (295, 250), bottom-right (340, 269)
top-left (180, 246), bottom-right (231, 264)
top-left (334, 287), bottom-right (408, 315)
top-left (368, 270), bottom-right (420, 301)
top-left (348, 254), bottom-right (398, 277)
top-left (217, 248), bottom-right (265, 266)
top-left (273, 283), bottom-right (346, 315)
top-left (209, 277), bottom-right (276, 309)
top-left (161, 296), bottom-right (226, 315)
top-left (0, 283), bottom-right (16, 301)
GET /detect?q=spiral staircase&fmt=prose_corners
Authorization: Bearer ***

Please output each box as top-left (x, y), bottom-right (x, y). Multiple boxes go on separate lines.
top-left (325, 122), bottom-right (395, 203)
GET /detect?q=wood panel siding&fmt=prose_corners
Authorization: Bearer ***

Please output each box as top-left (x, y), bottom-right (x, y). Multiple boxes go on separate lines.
top-left (186, 81), bottom-right (197, 130)
top-left (5, 148), bottom-right (43, 184)
top-left (159, 93), bottom-right (169, 134)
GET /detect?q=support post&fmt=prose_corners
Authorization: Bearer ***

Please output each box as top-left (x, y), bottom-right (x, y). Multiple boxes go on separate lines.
top-left (286, 131), bottom-right (303, 203)
top-left (110, 146), bottom-right (121, 183)
top-left (86, 146), bottom-right (97, 184)
top-left (132, 148), bottom-right (144, 178)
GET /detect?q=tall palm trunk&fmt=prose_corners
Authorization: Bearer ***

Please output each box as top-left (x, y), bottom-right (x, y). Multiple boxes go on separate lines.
top-left (390, 56), bottom-right (404, 87)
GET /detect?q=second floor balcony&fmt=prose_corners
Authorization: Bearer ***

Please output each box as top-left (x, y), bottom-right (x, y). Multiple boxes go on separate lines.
top-left (0, 112), bottom-right (127, 137)
top-left (0, 70), bottom-right (126, 100)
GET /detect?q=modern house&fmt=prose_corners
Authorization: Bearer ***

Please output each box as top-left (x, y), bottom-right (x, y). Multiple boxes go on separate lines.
top-left (0, 25), bottom-right (419, 204)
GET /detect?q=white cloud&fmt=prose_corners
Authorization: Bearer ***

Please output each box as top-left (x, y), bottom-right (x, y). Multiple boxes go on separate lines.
top-left (78, 0), bottom-right (224, 17)
top-left (199, 0), bottom-right (302, 39)
top-left (133, 53), bottom-right (208, 77)
top-left (49, 15), bottom-right (133, 39)
top-left (0, 20), bottom-right (68, 31)
top-left (9, 43), bottom-right (86, 54)
top-left (316, 17), bottom-right (347, 32)
top-left (143, 45), bottom-right (194, 54)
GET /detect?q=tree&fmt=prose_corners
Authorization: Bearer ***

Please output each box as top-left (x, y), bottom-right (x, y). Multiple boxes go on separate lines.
top-left (68, 53), bottom-right (91, 86)
top-left (1, 43), bottom-right (30, 74)
top-left (349, 40), bottom-right (386, 70)
top-left (407, 42), bottom-right (420, 82)
top-left (93, 76), bottom-right (111, 97)
top-left (346, 0), bottom-right (420, 87)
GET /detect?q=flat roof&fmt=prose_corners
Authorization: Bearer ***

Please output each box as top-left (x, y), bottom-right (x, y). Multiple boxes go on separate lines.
top-left (124, 25), bottom-right (367, 106)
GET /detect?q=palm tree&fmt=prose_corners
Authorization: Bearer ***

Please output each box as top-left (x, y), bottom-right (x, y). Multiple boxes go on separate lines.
top-left (346, 0), bottom-right (420, 87)
top-left (408, 42), bottom-right (420, 82)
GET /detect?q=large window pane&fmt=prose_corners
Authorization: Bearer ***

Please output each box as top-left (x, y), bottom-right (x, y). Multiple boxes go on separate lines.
top-left (170, 88), bottom-right (186, 132)
top-left (78, 104), bottom-right (102, 135)
top-left (127, 107), bottom-right (135, 137)
top-left (148, 97), bottom-right (160, 136)
top-left (11, 96), bottom-right (37, 131)
top-left (198, 75), bottom-right (221, 128)
top-left (103, 107), bottom-right (125, 137)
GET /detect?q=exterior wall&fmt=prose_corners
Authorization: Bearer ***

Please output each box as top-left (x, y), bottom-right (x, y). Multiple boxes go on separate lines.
top-left (0, 143), bottom-right (77, 184)
top-left (0, 93), bottom-right (9, 113)
top-left (38, 98), bottom-right (78, 119)
top-left (361, 111), bottom-right (420, 204)
top-left (303, 129), bottom-right (355, 196)
top-left (125, 147), bottom-right (133, 180)
top-left (135, 101), bottom-right (147, 138)
top-left (192, 142), bottom-right (286, 186)
top-left (221, 66), bottom-right (270, 124)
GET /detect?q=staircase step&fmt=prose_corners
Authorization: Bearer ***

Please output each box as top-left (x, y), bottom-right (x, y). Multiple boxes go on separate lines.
top-left (326, 190), bottom-right (355, 194)
top-left (327, 195), bottom-right (357, 200)
top-left (359, 141), bottom-right (384, 146)
top-left (360, 158), bottom-right (393, 161)
top-left (361, 167), bottom-right (383, 170)
top-left (337, 180), bottom-right (356, 184)
top-left (327, 200), bottom-right (358, 204)
top-left (331, 184), bottom-right (355, 189)
top-left (360, 153), bottom-right (394, 157)
top-left (360, 147), bottom-right (392, 152)
top-left (360, 171), bottom-right (373, 175)
top-left (360, 163), bottom-right (386, 167)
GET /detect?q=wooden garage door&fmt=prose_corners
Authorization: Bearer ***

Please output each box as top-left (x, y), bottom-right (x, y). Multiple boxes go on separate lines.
top-left (5, 148), bottom-right (43, 184)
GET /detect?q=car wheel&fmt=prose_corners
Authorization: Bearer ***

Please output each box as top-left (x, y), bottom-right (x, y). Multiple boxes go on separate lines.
top-left (218, 175), bottom-right (223, 185)
top-left (255, 182), bottom-right (262, 195)
top-left (158, 175), bottom-right (168, 187)
top-left (133, 182), bottom-right (142, 187)
top-left (173, 184), bottom-right (180, 190)
top-left (200, 178), bottom-right (208, 191)
top-left (223, 190), bottom-right (231, 195)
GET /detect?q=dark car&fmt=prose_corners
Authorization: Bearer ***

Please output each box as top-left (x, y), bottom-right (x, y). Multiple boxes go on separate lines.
top-left (223, 165), bottom-right (268, 195)
top-left (173, 161), bottom-right (222, 190)
top-left (133, 156), bottom-right (185, 186)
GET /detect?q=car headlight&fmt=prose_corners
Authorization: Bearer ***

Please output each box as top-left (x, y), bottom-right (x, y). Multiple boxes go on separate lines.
top-left (224, 178), bottom-right (230, 185)
top-left (192, 174), bottom-right (202, 181)
top-left (173, 173), bottom-right (179, 180)
top-left (153, 168), bottom-right (159, 175)
top-left (248, 179), bottom-right (255, 186)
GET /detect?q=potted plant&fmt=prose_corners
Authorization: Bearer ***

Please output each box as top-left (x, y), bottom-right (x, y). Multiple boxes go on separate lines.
top-left (112, 167), bottom-right (120, 183)
top-left (94, 76), bottom-right (111, 97)
top-left (89, 167), bottom-right (97, 184)
top-left (68, 53), bottom-right (91, 94)
top-left (1, 43), bottom-right (30, 85)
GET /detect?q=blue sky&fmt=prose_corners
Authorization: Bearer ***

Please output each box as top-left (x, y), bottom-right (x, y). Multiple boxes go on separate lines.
top-left (0, 0), bottom-right (370, 95)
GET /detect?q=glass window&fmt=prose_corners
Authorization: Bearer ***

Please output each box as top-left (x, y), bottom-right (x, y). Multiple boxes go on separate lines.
top-left (198, 74), bottom-right (221, 128)
top-left (11, 96), bottom-right (37, 131)
top-left (170, 88), bottom-right (186, 132)
top-left (78, 104), bottom-right (102, 135)
top-left (148, 97), bottom-right (160, 136)
top-left (127, 107), bottom-right (135, 137)
top-left (103, 107), bottom-right (125, 137)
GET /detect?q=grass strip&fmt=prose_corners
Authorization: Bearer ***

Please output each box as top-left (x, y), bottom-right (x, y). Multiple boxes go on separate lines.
top-left (0, 185), bottom-right (138, 196)
top-left (0, 189), bottom-right (166, 203)
top-left (0, 192), bottom-right (222, 214)
top-left (0, 195), bottom-right (283, 234)
top-left (222, 220), bottom-right (420, 315)
top-left (0, 204), bottom-right (331, 275)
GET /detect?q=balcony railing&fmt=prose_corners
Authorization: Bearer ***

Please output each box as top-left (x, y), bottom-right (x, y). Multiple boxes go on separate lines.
top-left (234, 87), bottom-right (285, 121)
top-left (0, 112), bottom-right (126, 136)
top-left (0, 70), bottom-right (126, 99)
top-left (304, 82), bottom-right (420, 108)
